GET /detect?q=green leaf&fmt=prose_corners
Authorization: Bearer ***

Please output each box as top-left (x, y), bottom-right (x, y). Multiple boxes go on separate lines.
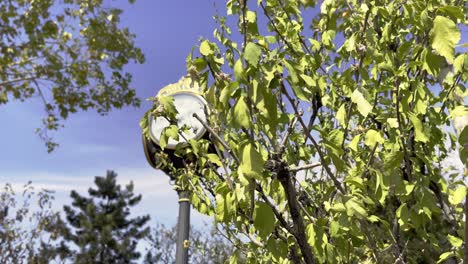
top-left (422, 49), bottom-right (445, 77)
top-left (430, 16), bottom-right (461, 63)
top-left (408, 113), bottom-right (429, 143)
top-left (438, 6), bottom-right (465, 20)
top-left (447, 234), bottom-right (463, 247)
top-left (159, 125), bottom-right (179, 149)
top-left (300, 74), bottom-right (315, 87)
top-left (215, 194), bottom-right (227, 222)
top-left (365, 129), bottom-right (384, 147)
top-left (453, 54), bottom-right (466, 74)
top-left (206, 153), bottom-right (223, 167)
top-left (396, 203), bottom-right (410, 226)
top-left (387, 118), bottom-right (399, 128)
top-left (157, 96), bottom-right (178, 120)
top-left (254, 202), bottom-right (275, 239)
top-left (345, 198), bottom-right (367, 219)
top-left (459, 127), bottom-right (467, 165)
top-left (351, 90), bottom-right (373, 117)
top-left (449, 185), bottom-right (466, 205)
top-left (438, 252), bottom-right (455, 263)
top-left (336, 104), bottom-right (347, 127)
top-left (284, 60), bottom-right (299, 84)
top-left (233, 96), bottom-right (251, 128)
top-left (200, 40), bottom-right (214, 56)
top-left (244, 43), bottom-right (261, 67)
top-left (234, 59), bottom-right (244, 81)
top-left (349, 135), bottom-right (361, 152)
top-left (239, 142), bottom-right (265, 180)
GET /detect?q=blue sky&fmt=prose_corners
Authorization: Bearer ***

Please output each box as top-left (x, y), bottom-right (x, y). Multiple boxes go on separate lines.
top-left (0, 0), bottom-right (218, 227)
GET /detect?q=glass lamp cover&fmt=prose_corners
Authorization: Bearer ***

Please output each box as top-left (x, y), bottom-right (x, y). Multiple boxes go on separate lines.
top-left (149, 92), bottom-right (208, 149)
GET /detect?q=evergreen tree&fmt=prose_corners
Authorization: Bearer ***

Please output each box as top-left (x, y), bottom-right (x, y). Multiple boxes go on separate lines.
top-left (56, 170), bottom-right (150, 264)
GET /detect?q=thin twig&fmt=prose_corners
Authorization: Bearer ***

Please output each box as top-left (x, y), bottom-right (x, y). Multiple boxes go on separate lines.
top-left (241, 0), bottom-right (248, 51)
top-left (289, 162), bottom-right (321, 173)
top-left (438, 72), bottom-right (462, 115)
top-left (281, 81), bottom-right (345, 194)
top-left (0, 76), bottom-right (36, 87)
top-left (193, 113), bottom-right (240, 164)
top-left (278, 116), bottom-right (297, 154)
top-left (245, 230), bottom-right (264, 247)
top-left (255, 184), bottom-right (294, 234)
top-left (259, 1), bottom-right (298, 55)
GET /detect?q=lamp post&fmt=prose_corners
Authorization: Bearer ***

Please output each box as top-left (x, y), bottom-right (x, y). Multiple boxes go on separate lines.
top-left (142, 77), bottom-right (210, 264)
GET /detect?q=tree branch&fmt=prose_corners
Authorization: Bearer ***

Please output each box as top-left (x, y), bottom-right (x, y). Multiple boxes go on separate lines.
top-left (278, 170), bottom-right (316, 264)
top-left (193, 113), bottom-right (240, 164)
top-left (259, 1), bottom-right (298, 55)
top-left (280, 81), bottom-right (345, 194)
top-left (0, 77), bottom-right (36, 87)
top-left (289, 163), bottom-right (321, 173)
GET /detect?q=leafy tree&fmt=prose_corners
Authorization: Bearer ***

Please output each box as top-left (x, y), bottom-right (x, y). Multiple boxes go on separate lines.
top-left (142, 0), bottom-right (467, 263)
top-left (0, 182), bottom-right (62, 264)
top-left (0, 0), bottom-right (144, 151)
top-left (51, 170), bottom-right (150, 264)
top-left (143, 223), bottom-right (240, 264)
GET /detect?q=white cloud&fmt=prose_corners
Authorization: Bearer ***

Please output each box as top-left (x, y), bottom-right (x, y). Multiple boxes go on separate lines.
top-left (0, 167), bottom-right (212, 227)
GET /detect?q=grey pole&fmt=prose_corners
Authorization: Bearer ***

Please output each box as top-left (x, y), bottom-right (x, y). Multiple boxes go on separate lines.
top-left (175, 190), bottom-right (191, 264)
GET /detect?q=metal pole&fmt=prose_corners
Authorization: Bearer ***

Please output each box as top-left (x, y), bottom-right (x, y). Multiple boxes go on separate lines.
top-left (175, 190), bottom-right (190, 264)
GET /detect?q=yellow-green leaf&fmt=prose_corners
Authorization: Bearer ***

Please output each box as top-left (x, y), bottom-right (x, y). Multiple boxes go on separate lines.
top-left (233, 96), bottom-right (251, 129)
top-left (345, 198), bottom-right (367, 219)
top-left (447, 234), bottom-right (463, 247)
top-left (408, 113), bottom-right (429, 143)
top-left (351, 89), bottom-right (373, 117)
top-left (300, 74), bottom-right (315, 87)
top-left (336, 104), bottom-right (347, 127)
top-left (438, 252), bottom-right (455, 263)
top-left (450, 185), bottom-right (466, 205)
top-left (431, 16), bottom-right (461, 63)
top-left (239, 142), bottom-right (265, 180)
top-left (365, 129), bottom-right (384, 147)
top-left (387, 118), bottom-right (399, 128)
top-left (244, 42), bottom-right (261, 67)
top-left (234, 59), bottom-right (244, 81)
top-left (349, 135), bottom-right (361, 152)
top-left (254, 202), bottom-right (275, 239)
top-left (200, 40), bottom-right (214, 56)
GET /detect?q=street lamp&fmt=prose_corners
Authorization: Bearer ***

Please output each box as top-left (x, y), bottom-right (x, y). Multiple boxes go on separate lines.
top-left (142, 77), bottom-right (210, 264)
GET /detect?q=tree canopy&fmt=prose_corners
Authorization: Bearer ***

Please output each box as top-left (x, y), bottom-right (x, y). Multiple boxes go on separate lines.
top-left (142, 0), bottom-right (467, 263)
top-left (0, 0), bottom-right (144, 151)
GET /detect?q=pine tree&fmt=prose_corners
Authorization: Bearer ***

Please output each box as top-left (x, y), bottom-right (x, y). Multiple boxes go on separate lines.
top-left (56, 170), bottom-right (150, 264)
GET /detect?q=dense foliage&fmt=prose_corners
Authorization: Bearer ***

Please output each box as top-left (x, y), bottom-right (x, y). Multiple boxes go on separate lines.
top-left (0, 0), bottom-right (144, 151)
top-left (142, 0), bottom-right (467, 263)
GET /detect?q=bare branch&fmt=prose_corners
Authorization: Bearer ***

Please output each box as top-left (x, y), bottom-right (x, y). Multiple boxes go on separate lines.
top-left (278, 115), bottom-right (297, 154)
top-left (0, 77), bottom-right (36, 87)
top-left (289, 162), bottom-right (321, 173)
top-left (246, 232), bottom-right (264, 248)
